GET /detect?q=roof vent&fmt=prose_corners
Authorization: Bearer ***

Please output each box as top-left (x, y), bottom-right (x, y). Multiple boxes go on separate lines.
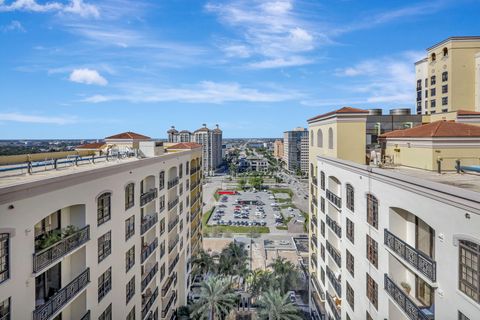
top-left (389, 108), bottom-right (411, 115)
top-left (368, 109), bottom-right (382, 116)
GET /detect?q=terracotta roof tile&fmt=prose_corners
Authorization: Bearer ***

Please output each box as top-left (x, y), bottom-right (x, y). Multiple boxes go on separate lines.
top-left (105, 131), bottom-right (150, 140)
top-left (380, 120), bottom-right (480, 138)
top-left (168, 142), bottom-right (202, 149)
top-left (76, 142), bottom-right (105, 149)
top-left (307, 107), bottom-right (369, 122)
top-left (457, 110), bottom-right (480, 116)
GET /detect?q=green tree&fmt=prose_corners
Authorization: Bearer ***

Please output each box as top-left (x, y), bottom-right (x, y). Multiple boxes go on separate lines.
top-left (257, 289), bottom-right (302, 320)
top-left (248, 176), bottom-right (263, 190)
top-left (238, 178), bottom-right (247, 190)
top-left (269, 257), bottom-right (300, 294)
top-left (192, 250), bottom-right (215, 277)
top-left (190, 276), bottom-right (238, 320)
top-left (217, 242), bottom-right (249, 280)
top-left (247, 269), bottom-right (275, 299)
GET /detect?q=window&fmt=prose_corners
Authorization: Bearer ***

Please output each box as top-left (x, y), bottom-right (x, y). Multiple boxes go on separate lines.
top-left (416, 79), bottom-right (422, 90)
top-left (431, 100), bottom-right (436, 109)
top-left (459, 240), bottom-right (480, 303)
top-left (97, 192), bottom-right (111, 225)
top-left (159, 171), bottom-right (165, 190)
top-left (320, 244), bottom-right (325, 261)
top-left (126, 246), bottom-right (135, 272)
top-left (159, 195), bottom-right (165, 212)
top-left (366, 194), bottom-right (378, 229)
top-left (316, 129), bottom-right (323, 148)
top-left (346, 250), bottom-right (354, 277)
top-left (125, 216), bottom-right (135, 240)
top-left (442, 85), bottom-right (448, 94)
top-left (310, 130), bottom-right (314, 147)
top-left (160, 263), bottom-right (166, 280)
top-left (328, 128), bottom-right (334, 149)
top-left (346, 218), bottom-right (354, 244)
top-left (98, 231), bottom-right (112, 263)
top-left (431, 53), bottom-right (436, 62)
top-left (430, 88), bottom-right (436, 97)
top-left (127, 307), bottom-right (135, 320)
top-left (458, 311), bottom-right (471, 320)
top-left (416, 276), bottom-right (434, 306)
top-left (425, 89), bottom-right (428, 98)
top-left (346, 184), bottom-right (354, 212)
top-left (98, 267), bottom-right (112, 302)
top-left (366, 274), bottom-right (378, 309)
top-left (442, 71), bottom-right (448, 82)
top-left (443, 47), bottom-right (448, 57)
top-left (125, 183), bottom-right (135, 210)
top-left (179, 164), bottom-right (183, 178)
top-left (424, 78), bottom-right (428, 87)
top-left (99, 304), bottom-right (112, 320)
top-left (431, 75), bottom-right (436, 85)
top-left (126, 276), bottom-right (135, 303)
top-left (320, 220), bottom-right (325, 237)
top-left (366, 312), bottom-right (373, 320)
top-left (367, 235), bottom-right (378, 268)
top-left (320, 267), bottom-right (325, 285)
top-left (346, 281), bottom-right (354, 310)
top-left (320, 197), bottom-right (325, 213)
top-left (0, 234), bottom-right (9, 284)
top-left (442, 97), bottom-right (448, 106)
top-left (320, 171), bottom-right (325, 190)
top-left (186, 161), bottom-right (189, 175)
top-left (0, 297), bottom-right (10, 320)
top-left (160, 218), bottom-right (166, 235)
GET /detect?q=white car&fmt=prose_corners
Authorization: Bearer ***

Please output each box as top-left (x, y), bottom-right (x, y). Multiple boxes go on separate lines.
top-left (271, 203), bottom-right (278, 206)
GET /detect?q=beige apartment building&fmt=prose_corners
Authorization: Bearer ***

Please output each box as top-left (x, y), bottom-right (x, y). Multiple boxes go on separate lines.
top-left (0, 133), bottom-right (203, 320)
top-left (307, 107), bottom-right (480, 320)
top-left (273, 139), bottom-right (284, 160)
top-left (415, 36), bottom-right (480, 115)
top-left (283, 127), bottom-right (309, 175)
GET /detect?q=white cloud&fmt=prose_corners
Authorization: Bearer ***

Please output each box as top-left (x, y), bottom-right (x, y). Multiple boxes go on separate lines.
top-left (248, 56), bottom-right (312, 69)
top-left (0, 0), bottom-right (99, 18)
top-left (1, 20), bottom-right (25, 32)
top-left (69, 68), bottom-right (108, 86)
top-left (83, 81), bottom-right (301, 104)
top-left (222, 44), bottom-right (251, 58)
top-left (0, 113), bottom-right (76, 125)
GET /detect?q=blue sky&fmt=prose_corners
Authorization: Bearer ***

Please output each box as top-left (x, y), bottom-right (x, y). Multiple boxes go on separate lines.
top-left (0, 0), bottom-right (479, 139)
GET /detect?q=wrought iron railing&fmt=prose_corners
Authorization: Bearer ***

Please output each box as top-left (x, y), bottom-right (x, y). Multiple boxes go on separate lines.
top-left (141, 287), bottom-right (159, 319)
top-left (326, 266), bottom-right (342, 296)
top-left (142, 262), bottom-right (159, 291)
top-left (168, 177), bottom-right (179, 189)
top-left (384, 229), bottom-right (436, 282)
top-left (162, 272), bottom-right (177, 297)
top-left (141, 238), bottom-right (158, 263)
top-left (169, 253), bottom-right (180, 274)
top-left (312, 176), bottom-right (318, 186)
top-left (80, 310), bottom-right (90, 320)
top-left (168, 236), bottom-right (179, 253)
top-left (384, 274), bottom-right (433, 320)
top-left (141, 213), bottom-right (158, 235)
top-left (161, 291), bottom-right (177, 318)
top-left (326, 190), bottom-right (342, 208)
top-left (168, 197), bottom-right (179, 211)
top-left (326, 241), bottom-right (341, 267)
top-left (326, 293), bottom-right (340, 320)
top-left (311, 253), bottom-right (318, 267)
top-left (326, 215), bottom-right (342, 238)
top-left (190, 180), bottom-right (200, 191)
top-left (141, 188), bottom-right (158, 206)
top-left (33, 225), bottom-right (90, 273)
top-left (168, 216), bottom-right (179, 232)
top-left (33, 268), bottom-right (90, 320)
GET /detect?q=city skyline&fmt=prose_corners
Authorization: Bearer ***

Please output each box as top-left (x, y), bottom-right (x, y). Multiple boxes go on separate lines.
top-left (1, 0), bottom-right (479, 139)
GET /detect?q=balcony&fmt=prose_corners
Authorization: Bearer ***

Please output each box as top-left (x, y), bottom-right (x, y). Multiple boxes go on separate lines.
top-left (33, 225), bottom-right (90, 273)
top-left (311, 235), bottom-right (318, 246)
top-left (161, 291), bottom-right (177, 318)
top-left (190, 166), bottom-right (199, 175)
top-left (169, 253), bottom-right (180, 274)
top-left (142, 287), bottom-right (159, 320)
top-left (142, 262), bottom-right (159, 291)
top-left (141, 213), bottom-right (158, 235)
top-left (384, 229), bottom-right (436, 282)
top-left (141, 238), bottom-right (158, 263)
top-left (168, 197), bottom-right (179, 211)
top-left (326, 293), bottom-right (341, 320)
top-left (326, 241), bottom-right (341, 267)
top-left (168, 236), bottom-right (179, 253)
top-left (326, 266), bottom-right (341, 296)
top-left (312, 176), bottom-right (318, 186)
top-left (162, 272), bottom-right (177, 297)
top-left (311, 195), bottom-right (318, 207)
top-left (326, 215), bottom-right (342, 238)
top-left (326, 190), bottom-right (341, 208)
top-left (311, 253), bottom-right (318, 267)
top-left (384, 274), bottom-right (434, 320)
top-left (190, 180), bottom-right (200, 191)
top-left (168, 216), bottom-right (179, 232)
top-left (141, 188), bottom-right (158, 207)
top-left (80, 311), bottom-right (90, 320)
top-left (168, 177), bottom-right (179, 189)
top-left (191, 207), bottom-right (201, 222)
top-left (33, 268), bottom-right (90, 320)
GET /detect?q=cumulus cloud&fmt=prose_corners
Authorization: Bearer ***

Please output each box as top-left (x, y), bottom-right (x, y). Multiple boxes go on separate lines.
top-left (0, 0), bottom-right (99, 18)
top-left (69, 68), bottom-right (108, 86)
top-left (1, 20), bottom-right (25, 32)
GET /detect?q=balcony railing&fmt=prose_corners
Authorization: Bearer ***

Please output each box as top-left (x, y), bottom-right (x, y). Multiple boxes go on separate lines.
top-left (326, 266), bottom-right (342, 296)
top-left (191, 193), bottom-right (201, 205)
top-left (169, 253), bottom-right (180, 274)
top-left (326, 190), bottom-right (342, 208)
top-left (326, 241), bottom-right (341, 267)
top-left (168, 236), bottom-right (179, 253)
top-left (191, 207), bottom-right (201, 222)
top-left (33, 268), bottom-right (90, 320)
top-left (384, 274), bottom-right (434, 320)
top-left (80, 310), bottom-right (90, 320)
top-left (311, 235), bottom-right (318, 246)
top-left (141, 213), bottom-right (158, 235)
top-left (168, 197), bottom-right (179, 211)
top-left (142, 262), bottom-right (159, 291)
top-left (190, 166), bottom-right (199, 175)
top-left (311, 195), bottom-right (318, 207)
top-left (168, 177), bottom-right (179, 189)
top-left (33, 225), bottom-right (90, 273)
top-left (141, 238), bottom-right (158, 263)
top-left (161, 291), bottom-right (177, 318)
top-left (190, 180), bottom-right (200, 191)
top-left (141, 188), bottom-right (158, 206)
top-left (162, 272), bottom-right (177, 297)
top-left (142, 287), bottom-right (159, 319)
top-left (326, 293), bottom-right (341, 320)
top-left (326, 215), bottom-right (342, 238)
top-left (384, 229), bottom-right (437, 282)
top-left (311, 253), bottom-right (318, 267)
top-left (312, 176), bottom-right (318, 186)
top-left (168, 216), bottom-right (179, 232)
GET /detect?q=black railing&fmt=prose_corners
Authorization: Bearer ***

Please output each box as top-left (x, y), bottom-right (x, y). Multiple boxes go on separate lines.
top-left (161, 291), bottom-right (177, 318)
top-left (384, 229), bottom-right (436, 282)
top-left (168, 197), bottom-right (179, 211)
top-left (311, 195), bottom-right (318, 207)
top-left (80, 310), bottom-right (90, 320)
top-left (33, 268), bottom-right (90, 320)
top-left (168, 236), bottom-right (179, 253)
top-left (33, 225), bottom-right (90, 273)
top-left (169, 253), bottom-right (180, 274)
top-left (312, 176), bottom-right (318, 186)
top-left (326, 266), bottom-right (342, 296)
top-left (141, 188), bottom-right (158, 206)
top-left (326, 293), bottom-right (340, 320)
top-left (162, 272), bottom-right (177, 297)
top-left (311, 253), bottom-right (318, 267)
top-left (326, 215), bottom-right (342, 238)
top-left (141, 238), bottom-right (158, 263)
top-left (141, 213), bottom-right (158, 235)
top-left (168, 216), bottom-right (179, 232)
top-left (384, 274), bottom-right (433, 320)
top-left (326, 190), bottom-right (341, 208)
top-left (142, 262), bottom-right (159, 291)
top-left (311, 235), bottom-right (318, 246)
top-left (190, 180), bottom-right (200, 191)
top-left (168, 177), bottom-right (179, 189)
top-left (326, 241), bottom-right (341, 267)
top-left (191, 208), bottom-right (201, 222)
top-left (191, 193), bottom-right (201, 205)
top-left (142, 287), bottom-right (159, 319)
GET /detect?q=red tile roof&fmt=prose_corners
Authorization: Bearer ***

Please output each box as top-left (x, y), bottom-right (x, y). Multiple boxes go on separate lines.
top-left (380, 120), bottom-right (480, 138)
top-left (105, 132), bottom-right (150, 140)
top-left (307, 107), bottom-right (369, 122)
top-left (457, 110), bottom-right (480, 116)
top-left (76, 142), bottom-right (105, 149)
top-left (168, 142), bottom-right (202, 149)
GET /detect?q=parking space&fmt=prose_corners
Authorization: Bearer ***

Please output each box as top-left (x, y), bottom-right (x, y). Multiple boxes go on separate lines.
top-left (208, 190), bottom-right (287, 228)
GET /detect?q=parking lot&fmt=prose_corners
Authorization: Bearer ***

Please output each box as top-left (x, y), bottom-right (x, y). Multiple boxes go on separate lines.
top-left (207, 190), bottom-right (299, 228)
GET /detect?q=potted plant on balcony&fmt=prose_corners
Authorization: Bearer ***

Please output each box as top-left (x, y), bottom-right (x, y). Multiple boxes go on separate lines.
top-left (38, 230), bottom-right (63, 249)
top-left (401, 282), bottom-right (411, 295)
top-left (63, 225), bottom-right (78, 237)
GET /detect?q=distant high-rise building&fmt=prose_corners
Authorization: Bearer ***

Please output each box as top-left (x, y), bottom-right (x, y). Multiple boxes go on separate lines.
top-left (168, 124), bottom-right (223, 175)
top-left (273, 139), bottom-right (284, 160)
top-left (283, 127), bottom-right (309, 174)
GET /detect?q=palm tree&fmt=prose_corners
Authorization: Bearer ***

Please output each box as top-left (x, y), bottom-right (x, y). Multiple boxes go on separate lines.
top-left (269, 257), bottom-right (299, 294)
top-left (257, 289), bottom-right (302, 320)
top-left (190, 276), bottom-right (238, 320)
top-left (247, 269), bottom-right (275, 299)
top-left (192, 250), bottom-right (215, 277)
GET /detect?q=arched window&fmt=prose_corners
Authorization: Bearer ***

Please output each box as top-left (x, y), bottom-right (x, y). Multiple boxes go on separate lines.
top-left (179, 163), bottom-right (183, 178)
top-left (125, 183), bottom-right (134, 210)
top-left (320, 171), bottom-right (325, 190)
top-left (366, 194), bottom-right (378, 229)
top-left (310, 130), bottom-right (314, 147)
top-left (443, 47), bottom-right (448, 57)
top-left (159, 171), bottom-right (165, 190)
top-left (328, 128), bottom-right (334, 149)
top-left (346, 184), bottom-right (354, 212)
top-left (459, 240), bottom-right (480, 303)
top-left (97, 192), bottom-right (111, 225)
top-left (186, 161), bottom-right (190, 174)
top-left (431, 53), bottom-right (436, 61)
top-left (317, 129), bottom-right (323, 148)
